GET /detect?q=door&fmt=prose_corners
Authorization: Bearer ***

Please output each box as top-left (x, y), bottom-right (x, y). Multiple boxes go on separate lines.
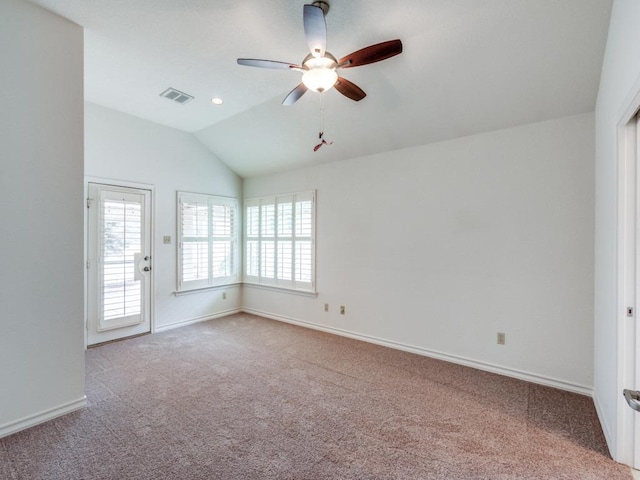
top-left (630, 116), bottom-right (640, 470)
top-left (87, 183), bottom-right (152, 345)
top-left (622, 114), bottom-right (640, 470)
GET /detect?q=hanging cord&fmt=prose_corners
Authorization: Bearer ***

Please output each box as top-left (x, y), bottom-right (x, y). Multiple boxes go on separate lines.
top-left (314, 93), bottom-right (333, 151)
top-left (319, 92), bottom-right (325, 139)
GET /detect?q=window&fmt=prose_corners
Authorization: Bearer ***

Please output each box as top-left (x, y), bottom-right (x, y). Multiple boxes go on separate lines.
top-left (177, 192), bottom-right (239, 291)
top-left (245, 191), bottom-right (315, 292)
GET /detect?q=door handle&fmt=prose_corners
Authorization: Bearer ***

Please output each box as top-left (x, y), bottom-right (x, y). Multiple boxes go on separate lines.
top-left (623, 389), bottom-right (640, 412)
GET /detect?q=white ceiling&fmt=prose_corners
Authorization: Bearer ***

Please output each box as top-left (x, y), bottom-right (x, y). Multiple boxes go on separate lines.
top-left (29, 0), bottom-right (612, 178)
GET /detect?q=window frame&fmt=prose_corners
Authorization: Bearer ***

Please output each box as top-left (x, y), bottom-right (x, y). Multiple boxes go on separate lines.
top-left (244, 190), bottom-right (316, 293)
top-left (176, 191), bottom-right (240, 292)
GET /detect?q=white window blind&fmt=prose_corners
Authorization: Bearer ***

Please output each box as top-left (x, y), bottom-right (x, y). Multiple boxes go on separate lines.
top-left (244, 191), bottom-right (315, 292)
top-left (177, 192), bottom-right (239, 291)
top-left (101, 197), bottom-right (142, 321)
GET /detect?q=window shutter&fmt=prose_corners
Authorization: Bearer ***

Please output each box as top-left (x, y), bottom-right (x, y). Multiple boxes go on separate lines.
top-left (293, 191), bottom-right (314, 288)
top-left (180, 198), bottom-right (209, 287)
top-left (177, 192), bottom-right (239, 291)
top-left (246, 203), bottom-right (260, 278)
top-left (244, 191), bottom-right (315, 292)
top-left (101, 194), bottom-right (143, 321)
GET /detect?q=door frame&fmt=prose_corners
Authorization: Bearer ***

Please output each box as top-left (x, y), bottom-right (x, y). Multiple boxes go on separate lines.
top-left (84, 176), bottom-right (155, 348)
top-left (615, 85), bottom-right (640, 468)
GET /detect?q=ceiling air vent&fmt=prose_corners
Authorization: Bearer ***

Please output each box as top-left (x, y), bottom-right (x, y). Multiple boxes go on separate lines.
top-left (159, 87), bottom-right (194, 104)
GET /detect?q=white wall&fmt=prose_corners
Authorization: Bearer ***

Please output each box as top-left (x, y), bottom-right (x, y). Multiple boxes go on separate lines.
top-left (85, 103), bottom-right (243, 330)
top-left (244, 112), bottom-right (595, 393)
top-left (594, 0), bottom-right (640, 462)
top-left (0, 0), bottom-right (86, 436)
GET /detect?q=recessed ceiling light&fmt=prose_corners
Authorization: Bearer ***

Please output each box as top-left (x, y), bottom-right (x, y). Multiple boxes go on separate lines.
top-left (211, 97), bottom-right (223, 105)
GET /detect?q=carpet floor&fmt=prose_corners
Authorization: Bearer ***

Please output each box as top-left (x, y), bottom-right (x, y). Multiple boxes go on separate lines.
top-left (0, 313), bottom-right (633, 479)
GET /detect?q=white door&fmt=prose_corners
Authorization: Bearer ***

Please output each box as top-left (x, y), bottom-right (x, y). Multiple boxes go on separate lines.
top-left (621, 114), bottom-right (640, 470)
top-left (631, 117), bottom-right (640, 470)
top-left (87, 183), bottom-right (152, 345)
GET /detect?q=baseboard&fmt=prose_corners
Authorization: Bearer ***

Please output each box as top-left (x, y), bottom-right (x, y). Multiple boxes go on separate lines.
top-left (242, 308), bottom-right (594, 397)
top-left (155, 308), bottom-right (242, 333)
top-left (0, 396), bottom-right (87, 439)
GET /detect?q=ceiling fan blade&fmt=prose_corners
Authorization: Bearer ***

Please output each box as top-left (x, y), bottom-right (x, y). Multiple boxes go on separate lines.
top-left (282, 83), bottom-right (308, 106)
top-left (303, 4), bottom-right (327, 58)
top-left (334, 77), bottom-right (366, 101)
top-left (338, 39), bottom-right (403, 68)
top-left (237, 58), bottom-right (301, 70)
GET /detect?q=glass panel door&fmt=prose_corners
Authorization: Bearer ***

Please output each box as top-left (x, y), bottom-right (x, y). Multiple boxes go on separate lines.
top-left (88, 183), bottom-right (152, 345)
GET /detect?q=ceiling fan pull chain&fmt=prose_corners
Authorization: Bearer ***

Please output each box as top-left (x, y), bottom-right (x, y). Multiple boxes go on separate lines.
top-left (314, 94), bottom-right (325, 151)
top-left (319, 92), bottom-right (325, 138)
top-left (314, 93), bottom-right (334, 152)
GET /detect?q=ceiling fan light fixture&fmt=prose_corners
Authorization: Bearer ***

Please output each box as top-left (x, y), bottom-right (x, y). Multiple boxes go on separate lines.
top-left (301, 53), bottom-right (338, 92)
top-left (302, 67), bottom-right (338, 92)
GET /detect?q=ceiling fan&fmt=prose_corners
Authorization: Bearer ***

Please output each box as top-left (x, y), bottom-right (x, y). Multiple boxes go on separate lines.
top-left (237, 1), bottom-right (403, 106)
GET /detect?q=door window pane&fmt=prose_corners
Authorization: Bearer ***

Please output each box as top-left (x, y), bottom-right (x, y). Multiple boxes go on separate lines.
top-left (102, 200), bottom-right (141, 321)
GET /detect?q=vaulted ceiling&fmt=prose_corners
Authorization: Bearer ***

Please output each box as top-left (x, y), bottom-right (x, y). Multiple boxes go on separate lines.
top-left (29, 0), bottom-right (612, 178)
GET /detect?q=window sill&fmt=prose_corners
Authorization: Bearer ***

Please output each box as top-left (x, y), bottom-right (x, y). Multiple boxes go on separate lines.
top-left (242, 282), bottom-right (318, 298)
top-left (174, 283), bottom-right (241, 296)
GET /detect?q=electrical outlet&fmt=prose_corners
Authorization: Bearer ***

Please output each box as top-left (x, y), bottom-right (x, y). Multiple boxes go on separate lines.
top-left (497, 332), bottom-right (506, 345)
top-left (340, 306), bottom-right (345, 315)
top-left (163, 235), bottom-right (171, 244)
top-left (324, 303), bottom-right (329, 312)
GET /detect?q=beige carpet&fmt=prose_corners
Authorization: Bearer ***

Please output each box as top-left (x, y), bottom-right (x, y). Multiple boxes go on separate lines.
top-left (0, 313), bottom-right (633, 479)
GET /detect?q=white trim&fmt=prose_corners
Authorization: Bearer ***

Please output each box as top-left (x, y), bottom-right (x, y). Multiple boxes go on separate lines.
top-left (242, 282), bottom-right (318, 297)
top-left (154, 308), bottom-right (242, 333)
top-left (613, 77), bottom-right (640, 466)
top-left (84, 176), bottom-right (156, 344)
top-left (85, 180), bottom-right (155, 344)
top-left (85, 176), bottom-right (155, 191)
top-left (242, 308), bottom-right (593, 396)
top-left (243, 190), bottom-right (316, 293)
top-left (0, 396), bottom-right (87, 439)
top-left (174, 283), bottom-right (242, 296)
top-left (244, 189), bottom-right (318, 203)
top-left (176, 191), bottom-right (240, 292)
